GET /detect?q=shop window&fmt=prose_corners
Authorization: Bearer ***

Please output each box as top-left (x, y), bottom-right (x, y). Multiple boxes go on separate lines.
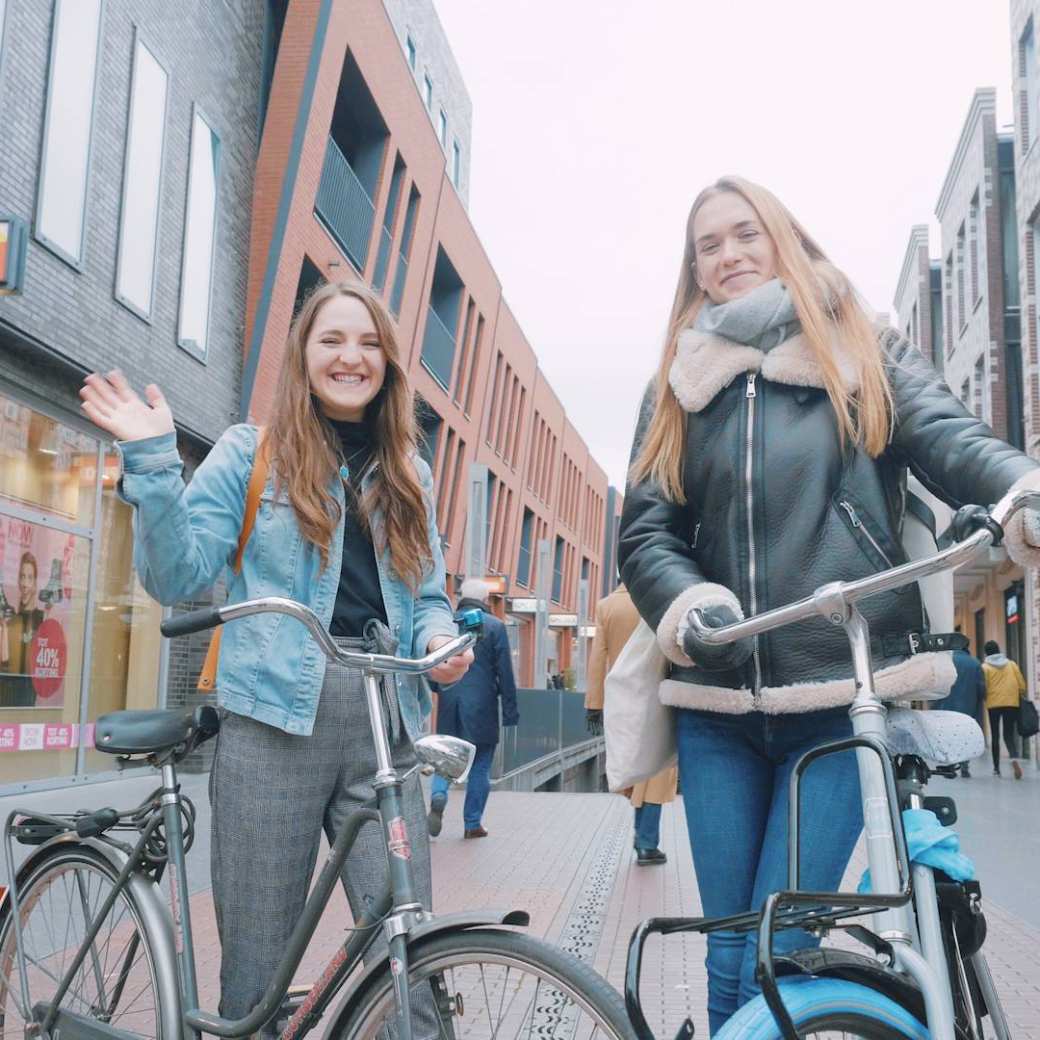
top-left (35, 0), bottom-right (103, 265)
top-left (115, 34), bottom-right (169, 319)
top-left (0, 391), bottom-right (161, 789)
top-left (178, 106), bottom-right (221, 359)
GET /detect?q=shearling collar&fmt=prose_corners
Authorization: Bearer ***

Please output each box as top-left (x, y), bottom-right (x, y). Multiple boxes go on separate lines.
top-left (669, 328), bottom-right (860, 413)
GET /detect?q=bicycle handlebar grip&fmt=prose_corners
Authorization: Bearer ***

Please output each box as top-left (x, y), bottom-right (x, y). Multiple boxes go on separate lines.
top-left (161, 607), bottom-right (224, 638)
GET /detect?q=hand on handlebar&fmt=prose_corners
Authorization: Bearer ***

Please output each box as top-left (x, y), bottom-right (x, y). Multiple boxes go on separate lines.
top-left (427, 635), bottom-right (474, 685)
top-left (682, 604), bottom-right (754, 672)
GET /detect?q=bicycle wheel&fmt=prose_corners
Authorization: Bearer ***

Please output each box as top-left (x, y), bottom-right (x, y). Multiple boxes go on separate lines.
top-left (0, 843), bottom-right (166, 1038)
top-left (713, 977), bottom-right (930, 1039)
top-left (333, 927), bottom-right (636, 1039)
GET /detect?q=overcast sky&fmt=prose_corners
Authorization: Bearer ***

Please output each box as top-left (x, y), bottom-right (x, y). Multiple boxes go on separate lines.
top-left (432, 0), bottom-right (1015, 490)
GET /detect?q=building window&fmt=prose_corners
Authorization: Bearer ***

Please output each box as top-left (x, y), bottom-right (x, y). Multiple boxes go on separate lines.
top-left (960, 379), bottom-right (971, 409)
top-left (955, 223), bottom-right (966, 334)
top-left (424, 73), bottom-right (433, 110)
top-left (438, 109), bottom-right (447, 147)
top-left (115, 35), bottom-right (169, 320)
top-left (969, 192), bottom-right (980, 305)
top-left (415, 396), bottom-right (442, 471)
top-left (0, 389), bottom-right (162, 787)
top-left (1022, 20), bottom-right (1038, 146)
top-left (389, 184), bottom-right (420, 318)
top-left (35, 0), bottom-right (103, 266)
top-left (452, 141), bottom-right (461, 187)
top-left (930, 264), bottom-right (944, 369)
top-left (177, 107), bottom-right (221, 360)
top-left (0, 0), bottom-right (8, 62)
top-left (973, 356), bottom-right (985, 420)
top-left (420, 246), bottom-right (463, 389)
top-left (406, 35), bottom-right (416, 71)
top-left (373, 154), bottom-right (406, 294)
top-left (552, 537), bottom-right (565, 604)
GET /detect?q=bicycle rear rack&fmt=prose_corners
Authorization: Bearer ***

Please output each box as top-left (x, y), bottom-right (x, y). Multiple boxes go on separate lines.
top-left (625, 734), bottom-right (913, 1040)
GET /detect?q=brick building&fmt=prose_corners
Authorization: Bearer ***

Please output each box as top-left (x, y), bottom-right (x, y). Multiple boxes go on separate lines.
top-left (242, 0), bottom-right (618, 689)
top-left (0, 0), bottom-right (264, 790)
top-left (0, 0), bottom-right (618, 790)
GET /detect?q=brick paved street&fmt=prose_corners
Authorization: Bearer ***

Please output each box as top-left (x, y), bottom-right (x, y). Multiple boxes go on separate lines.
top-left (3, 765), bottom-right (1040, 1036)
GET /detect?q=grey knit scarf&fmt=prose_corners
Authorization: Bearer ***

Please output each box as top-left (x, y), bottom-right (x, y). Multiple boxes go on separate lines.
top-left (694, 278), bottom-right (800, 352)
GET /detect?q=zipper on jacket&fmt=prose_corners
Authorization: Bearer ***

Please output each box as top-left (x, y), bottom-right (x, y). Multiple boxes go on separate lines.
top-left (745, 373), bottom-right (762, 701)
top-left (691, 522), bottom-right (702, 550)
top-left (838, 500), bottom-right (895, 568)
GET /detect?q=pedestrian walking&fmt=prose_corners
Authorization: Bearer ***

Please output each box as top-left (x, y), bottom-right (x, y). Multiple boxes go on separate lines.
top-left (934, 631), bottom-right (985, 777)
top-left (79, 281), bottom-right (472, 1036)
top-left (619, 175), bottom-right (1040, 1034)
top-left (585, 583), bottom-right (677, 866)
top-left (427, 579), bottom-right (519, 839)
top-left (982, 639), bottom-right (1027, 779)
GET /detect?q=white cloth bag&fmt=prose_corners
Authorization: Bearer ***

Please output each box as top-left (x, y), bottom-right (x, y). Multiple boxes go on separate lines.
top-left (604, 619), bottom-right (676, 791)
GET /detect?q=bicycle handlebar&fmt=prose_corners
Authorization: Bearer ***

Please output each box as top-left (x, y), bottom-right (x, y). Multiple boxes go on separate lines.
top-left (161, 597), bottom-right (476, 676)
top-left (686, 485), bottom-right (1040, 648)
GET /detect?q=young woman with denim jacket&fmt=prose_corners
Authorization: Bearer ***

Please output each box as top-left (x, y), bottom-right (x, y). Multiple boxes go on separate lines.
top-left (619, 176), bottom-right (1040, 1035)
top-left (80, 281), bottom-right (472, 1036)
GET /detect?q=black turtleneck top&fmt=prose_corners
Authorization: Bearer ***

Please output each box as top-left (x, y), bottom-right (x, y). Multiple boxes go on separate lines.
top-left (329, 418), bottom-right (388, 637)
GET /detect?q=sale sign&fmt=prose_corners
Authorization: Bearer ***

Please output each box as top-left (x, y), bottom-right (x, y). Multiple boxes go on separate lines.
top-left (0, 515), bottom-right (75, 709)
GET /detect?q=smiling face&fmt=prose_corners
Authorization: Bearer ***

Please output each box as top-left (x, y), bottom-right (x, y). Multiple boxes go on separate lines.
top-left (691, 191), bottom-right (779, 304)
top-left (305, 293), bottom-right (388, 422)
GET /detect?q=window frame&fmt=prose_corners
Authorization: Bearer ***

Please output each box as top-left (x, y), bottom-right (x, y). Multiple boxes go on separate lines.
top-left (34, 0), bottom-right (105, 270)
top-left (176, 103), bottom-right (222, 362)
top-left (113, 29), bottom-right (170, 323)
top-left (406, 35), bottom-right (416, 71)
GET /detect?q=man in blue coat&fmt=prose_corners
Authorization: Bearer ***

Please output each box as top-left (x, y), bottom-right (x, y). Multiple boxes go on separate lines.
top-left (428, 579), bottom-right (519, 838)
top-left (935, 631), bottom-right (986, 777)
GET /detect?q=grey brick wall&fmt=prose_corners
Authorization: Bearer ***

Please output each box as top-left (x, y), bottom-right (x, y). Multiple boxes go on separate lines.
top-left (383, 0), bottom-right (473, 204)
top-left (0, 0), bottom-right (266, 772)
top-left (0, 0), bottom-right (264, 442)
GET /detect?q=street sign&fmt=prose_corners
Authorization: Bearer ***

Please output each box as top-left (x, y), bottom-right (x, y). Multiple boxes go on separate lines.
top-left (507, 597), bottom-right (537, 614)
top-left (0, 217), bottom-right (28, 295)
top-left (548, 614), bottom-right (578, 628)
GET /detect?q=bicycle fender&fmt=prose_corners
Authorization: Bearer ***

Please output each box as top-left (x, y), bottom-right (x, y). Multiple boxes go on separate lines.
top-left (776, 948), bottom-right (926, 1023)
top-left (320, 909), bottom-right (530, 1038)
top-left (6, 835), bottom-right (185, 1040)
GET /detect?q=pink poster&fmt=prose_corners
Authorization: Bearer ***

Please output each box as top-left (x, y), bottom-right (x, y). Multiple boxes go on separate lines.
top-left (0, 514), bottom-right (74, 709)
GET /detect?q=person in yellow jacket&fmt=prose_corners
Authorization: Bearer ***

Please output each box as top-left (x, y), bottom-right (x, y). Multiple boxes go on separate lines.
top-left (585, 583), bottom-right (678, 865)
top-left (982, 639), bottom-right (1027, 779)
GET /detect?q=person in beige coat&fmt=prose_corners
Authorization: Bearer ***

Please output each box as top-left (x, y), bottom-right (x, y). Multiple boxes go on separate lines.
top-left (585, 583), bottom-right (678, 865)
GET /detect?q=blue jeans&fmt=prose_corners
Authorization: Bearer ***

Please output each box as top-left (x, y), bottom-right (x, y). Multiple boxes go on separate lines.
top-left (676, 707), bottom-right (863, 1036)
top-left (634, 802), bottom-right (662, 850)
top-left (431, 743), bottom-right (496, 829)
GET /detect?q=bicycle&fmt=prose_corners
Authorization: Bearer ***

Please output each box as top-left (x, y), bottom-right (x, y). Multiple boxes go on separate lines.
top-left (624, 485), bottom-right (1040, 1040)
top-left (0, 596), bottom-right (635, 1039)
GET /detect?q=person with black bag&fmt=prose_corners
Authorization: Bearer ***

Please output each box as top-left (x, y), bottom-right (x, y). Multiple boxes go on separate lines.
top-left (982, 639), bottom-right (1029, 778)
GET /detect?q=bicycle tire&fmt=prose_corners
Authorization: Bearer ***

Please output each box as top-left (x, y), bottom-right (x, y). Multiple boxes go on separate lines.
top-left (713, 977), bottom-right (931, 1039)
top-left (0, 843), bottom-right (166, 1039)
top-left (331, 926), bottom-right (636, 1039)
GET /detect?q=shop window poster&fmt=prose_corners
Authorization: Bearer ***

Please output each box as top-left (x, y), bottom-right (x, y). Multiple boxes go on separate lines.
top-left (0, 514), bottom-right (73, 708)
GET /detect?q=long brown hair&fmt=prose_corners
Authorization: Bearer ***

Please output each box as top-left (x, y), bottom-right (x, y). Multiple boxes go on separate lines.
top-left (630, 175), bottom-right (893, 502)
top-left (266, 281), bottom-right (431, 588)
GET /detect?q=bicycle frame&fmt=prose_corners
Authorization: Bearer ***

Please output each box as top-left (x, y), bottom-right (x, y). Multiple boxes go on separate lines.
top-left (6, 623), bottom-right (480, 1040)
top-left (626, 485), bottom-right (1040, 1040)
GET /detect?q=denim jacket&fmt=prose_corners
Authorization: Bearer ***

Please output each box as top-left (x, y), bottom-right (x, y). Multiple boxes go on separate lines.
top-left (117, 424), bottom-right (456, 738)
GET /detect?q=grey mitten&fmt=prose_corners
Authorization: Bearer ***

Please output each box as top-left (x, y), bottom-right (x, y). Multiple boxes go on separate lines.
top-left (681, 604), bottom-right (753, 672)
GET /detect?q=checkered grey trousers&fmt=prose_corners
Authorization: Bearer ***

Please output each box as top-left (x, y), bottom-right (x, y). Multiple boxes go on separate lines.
top-left (209, 639), bottom-right (435, 1036)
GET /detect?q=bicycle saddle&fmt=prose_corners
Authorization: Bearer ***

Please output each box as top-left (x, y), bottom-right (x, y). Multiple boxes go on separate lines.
top-left (885, 707), bottom-right (985, 766)
top-left (95, 705), bottom-right (220, 756)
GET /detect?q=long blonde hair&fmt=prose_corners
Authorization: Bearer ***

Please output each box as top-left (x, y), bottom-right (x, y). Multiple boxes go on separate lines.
top-left (266, 281), bottom-right (431, 589)
top-left (630, 176), bottom-right (893, 502)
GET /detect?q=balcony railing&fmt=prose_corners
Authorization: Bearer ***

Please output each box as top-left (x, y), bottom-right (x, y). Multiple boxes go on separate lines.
top-left (314, 137), bottom-right (374, 273)
top-left (420, 305), bottom-right (457, 389)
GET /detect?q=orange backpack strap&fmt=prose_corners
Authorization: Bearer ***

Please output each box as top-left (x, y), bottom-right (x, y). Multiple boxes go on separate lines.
top-left (197, 429), bottom-right (270, 692)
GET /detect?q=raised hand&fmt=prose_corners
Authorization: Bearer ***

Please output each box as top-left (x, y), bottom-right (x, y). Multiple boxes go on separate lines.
top-left (80, 371), bottom-right (175, 443)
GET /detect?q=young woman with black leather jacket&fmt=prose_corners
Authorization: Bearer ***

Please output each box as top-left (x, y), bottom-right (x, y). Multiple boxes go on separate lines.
top-left (618, 175), bottom-right (1040, 1035)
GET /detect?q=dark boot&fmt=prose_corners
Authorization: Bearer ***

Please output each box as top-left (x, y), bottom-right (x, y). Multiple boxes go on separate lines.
top-left (635, 848), bottom-right (667, 866)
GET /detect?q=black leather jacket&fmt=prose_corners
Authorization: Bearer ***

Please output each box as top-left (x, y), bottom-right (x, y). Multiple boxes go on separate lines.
top-left (619, 326), bottom-right (1037, 715)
